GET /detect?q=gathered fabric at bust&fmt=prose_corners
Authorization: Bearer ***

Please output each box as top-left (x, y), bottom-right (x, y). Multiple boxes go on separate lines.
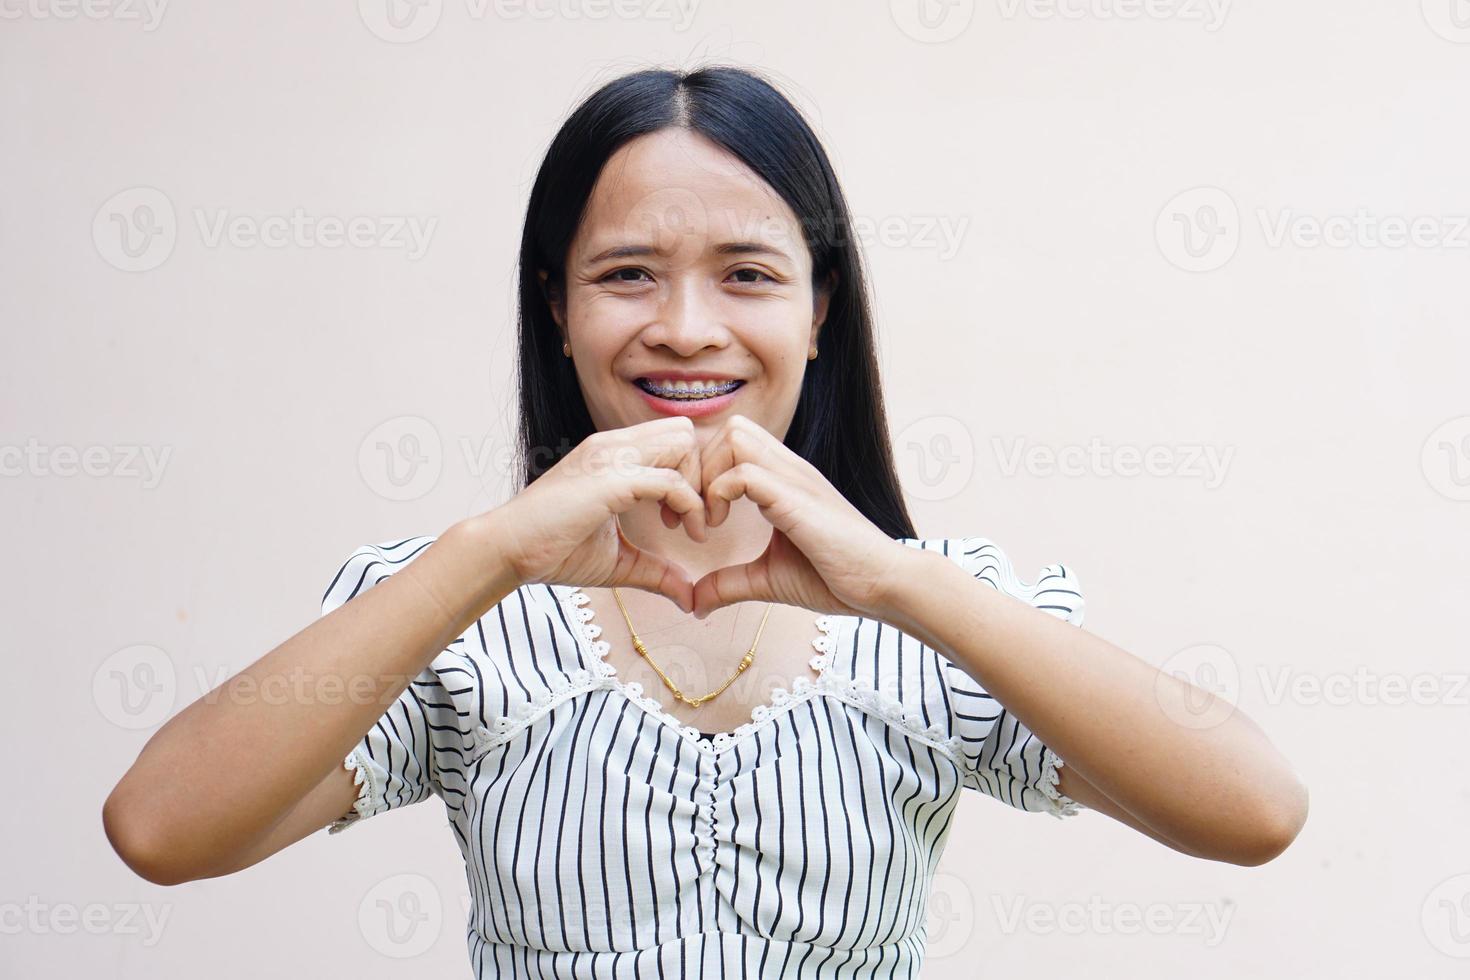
top-left (323, 533), bottom-right (1087, 978)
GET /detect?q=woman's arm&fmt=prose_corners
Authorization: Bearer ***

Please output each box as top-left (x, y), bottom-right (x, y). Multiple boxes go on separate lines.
top-left (101, 513), bottom-right (521, 885)
top-left (874, 547), bottom-right (1309, 867)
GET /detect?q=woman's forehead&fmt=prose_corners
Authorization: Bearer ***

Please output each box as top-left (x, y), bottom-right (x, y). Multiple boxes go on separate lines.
top-left (571, 130), bottom-right (806, 267)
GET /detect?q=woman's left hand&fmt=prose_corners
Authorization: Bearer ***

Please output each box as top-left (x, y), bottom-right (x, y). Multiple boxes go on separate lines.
top-left (689, 414), bottom-right (911, 621)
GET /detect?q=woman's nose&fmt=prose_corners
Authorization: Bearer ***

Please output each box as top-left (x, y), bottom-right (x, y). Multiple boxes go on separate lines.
top-left (646, 278), bottom-right (728, 354)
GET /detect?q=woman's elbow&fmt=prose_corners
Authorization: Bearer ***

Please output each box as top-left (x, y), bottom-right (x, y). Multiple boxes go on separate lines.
top-left (102, 789), bottom-right (195, 887)
top-left (1229, 778), bottom-right (1310, 867)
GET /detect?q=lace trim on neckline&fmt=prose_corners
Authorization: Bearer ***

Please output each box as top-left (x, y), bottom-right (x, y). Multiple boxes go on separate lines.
top-left (559, 586), bottom-right (843, 755)
top-left (462, 586), bottom-right (969, 759)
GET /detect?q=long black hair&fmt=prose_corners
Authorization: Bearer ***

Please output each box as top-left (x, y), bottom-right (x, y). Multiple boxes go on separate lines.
top-left (515, 64), bottom-right (917, 541)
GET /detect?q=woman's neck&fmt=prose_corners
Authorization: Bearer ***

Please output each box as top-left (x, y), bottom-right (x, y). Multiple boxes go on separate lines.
top-left (615, 496), bottom-right (772, 581)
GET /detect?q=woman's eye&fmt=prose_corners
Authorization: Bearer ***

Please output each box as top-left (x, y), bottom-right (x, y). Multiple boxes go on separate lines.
top-left (603, 267), bottom-right (651, 284)
top-left (729, 268), bottom-right (775, 284)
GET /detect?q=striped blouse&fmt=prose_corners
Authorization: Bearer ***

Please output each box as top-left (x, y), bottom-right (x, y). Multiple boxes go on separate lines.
top-left (323, 534), bottom-right (1087, 977)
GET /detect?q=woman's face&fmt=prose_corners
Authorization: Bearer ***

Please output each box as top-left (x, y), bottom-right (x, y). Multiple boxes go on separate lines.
top-left (543, 127), bottom-right (833, 443)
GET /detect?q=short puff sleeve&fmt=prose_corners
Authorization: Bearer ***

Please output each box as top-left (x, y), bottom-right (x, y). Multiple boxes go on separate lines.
top-left (318, 536), bottom-right (465, 834)
top-left (940, 536), bottom-right (1087, 819)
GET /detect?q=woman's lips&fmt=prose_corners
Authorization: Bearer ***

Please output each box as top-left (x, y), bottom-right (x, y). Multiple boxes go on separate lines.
top-left (632, 380), bottom-right (744, 418)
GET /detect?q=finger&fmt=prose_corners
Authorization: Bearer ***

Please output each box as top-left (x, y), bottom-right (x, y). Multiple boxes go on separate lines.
top-left (671, 423), bottom-right (708, 542)
top-left (627, 419), bottom-right (707, 543)
top-left (620, 466), bottom-right (706, 534)
top-left (699, 417), bottom-right (788, 528)
top-left (705, 461), bottom-right (787, 528)
top-left (699, 428), bottom-right (740, 529)
top-left (618, 545), bottom-right (696, 615)
top-left (691, 555), bottom-right (763, 620)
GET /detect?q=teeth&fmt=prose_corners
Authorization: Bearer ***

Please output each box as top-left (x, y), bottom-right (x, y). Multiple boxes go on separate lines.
top-left (639, 378), bottom-right (741, 399)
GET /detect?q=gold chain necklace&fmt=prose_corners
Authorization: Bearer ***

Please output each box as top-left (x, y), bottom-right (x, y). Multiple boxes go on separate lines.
top-left (610, 586), bottom-right (773, 708)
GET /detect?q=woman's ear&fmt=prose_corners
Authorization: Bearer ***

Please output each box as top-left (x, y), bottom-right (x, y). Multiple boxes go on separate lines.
top-left (811, 268), bottom-right (838, 338)
top-left (537, 269), bottom-right (566, 330)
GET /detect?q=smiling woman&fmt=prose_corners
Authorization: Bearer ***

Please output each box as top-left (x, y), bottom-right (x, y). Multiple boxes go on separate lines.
top-left (102, 62), bottom-right (1306, 980)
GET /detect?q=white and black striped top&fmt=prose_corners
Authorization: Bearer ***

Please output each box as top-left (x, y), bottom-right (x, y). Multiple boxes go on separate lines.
top-left (324, 535), bottom-right (1086, 977)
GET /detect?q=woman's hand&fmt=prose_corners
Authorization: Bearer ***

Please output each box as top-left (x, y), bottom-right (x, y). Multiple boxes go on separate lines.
top-left (492, 416), bottom-right (709, 613)
top-left (690, 414), bottom-right (908, 621)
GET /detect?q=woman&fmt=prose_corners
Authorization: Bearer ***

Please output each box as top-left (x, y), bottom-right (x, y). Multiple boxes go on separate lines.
top-left (102, 65), bottom-right (1309, 976)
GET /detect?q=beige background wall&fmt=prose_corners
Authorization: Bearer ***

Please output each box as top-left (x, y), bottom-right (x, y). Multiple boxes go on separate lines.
top-left (4, 1), bottom-right (1467, 976)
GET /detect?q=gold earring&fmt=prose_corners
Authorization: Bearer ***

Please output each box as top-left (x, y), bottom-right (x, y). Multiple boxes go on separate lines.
top-left (808, 345), bottom-right (818, 360)
top-left (562, 342), bottom-right (571, 358)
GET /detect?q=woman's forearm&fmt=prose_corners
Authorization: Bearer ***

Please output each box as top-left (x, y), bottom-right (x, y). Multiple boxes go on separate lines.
top-left (101, 513), bottom-right (522, 883)
top-left (873, 547), bottom-right (1309, 866)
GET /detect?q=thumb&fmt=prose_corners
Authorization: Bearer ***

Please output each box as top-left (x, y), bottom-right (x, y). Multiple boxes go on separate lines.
top-left (612, 545), bottom-right (695, 615)
top-left (691, 560), bottom-right (765, 621)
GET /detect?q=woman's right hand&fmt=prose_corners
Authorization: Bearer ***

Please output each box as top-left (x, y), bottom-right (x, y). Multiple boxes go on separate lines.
top-left (490, 416), bottom-right (709, 613)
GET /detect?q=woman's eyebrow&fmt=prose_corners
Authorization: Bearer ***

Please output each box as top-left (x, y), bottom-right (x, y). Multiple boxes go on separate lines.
top-left (583, 241), bottom-right (793, 264)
